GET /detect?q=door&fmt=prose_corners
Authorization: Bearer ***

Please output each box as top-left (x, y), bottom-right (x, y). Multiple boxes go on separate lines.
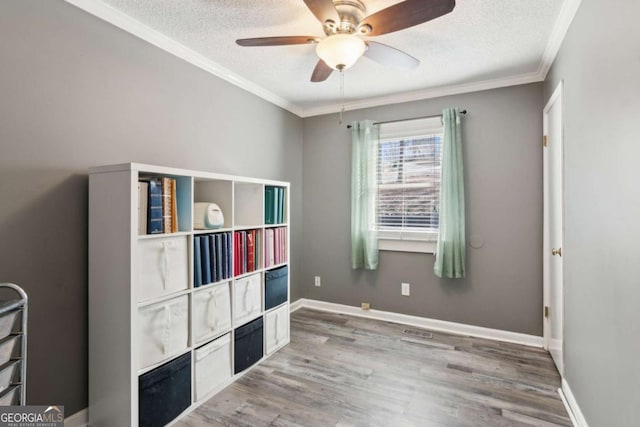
top-left (543, 81), bottom-right (564, 375)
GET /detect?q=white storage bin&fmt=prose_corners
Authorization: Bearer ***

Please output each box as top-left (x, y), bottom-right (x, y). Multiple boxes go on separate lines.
top-left (138, 295), bottom-right (188, 370)
top-left (137, 236), bottom-right (188, 302)
top-left (194, 334), bottom-right (232, 401)
top-left (265, 305), bottom-right (289, 354)
top-left (233, 273), bottom-right (261, 326)
top-left (193, 283), bottom-right (231, 344)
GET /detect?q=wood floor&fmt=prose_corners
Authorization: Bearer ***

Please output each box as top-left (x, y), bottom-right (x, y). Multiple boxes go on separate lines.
top-left (177, 308), bottom-right (571, 427)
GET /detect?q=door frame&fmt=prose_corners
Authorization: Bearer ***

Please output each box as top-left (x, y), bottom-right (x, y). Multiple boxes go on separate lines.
top-left (543, 80), bottom-right (564, 371)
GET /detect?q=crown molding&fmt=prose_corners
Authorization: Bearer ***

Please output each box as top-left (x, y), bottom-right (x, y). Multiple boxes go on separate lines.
top-left (64, 0), bottom-right (304, 117)
top-left (299, 71), bottom-right (544, 117)
top-left (301, 0), bottom-right (582, 118)
top-left (537, 0), bottom-right (583, 78)
top-left (65, 0), bottom-right (581, 119)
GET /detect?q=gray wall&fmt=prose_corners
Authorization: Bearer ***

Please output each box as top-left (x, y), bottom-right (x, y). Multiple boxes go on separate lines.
top-left (544, 0), bottom-right (640, 425)
top-left (302, 83), bottom-right (544, 336)
top-left (0, 0), bottom-right (302, 415)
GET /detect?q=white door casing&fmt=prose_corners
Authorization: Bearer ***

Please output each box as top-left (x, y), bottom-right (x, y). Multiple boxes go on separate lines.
top-left (543, 81), bottom-right (564, 375)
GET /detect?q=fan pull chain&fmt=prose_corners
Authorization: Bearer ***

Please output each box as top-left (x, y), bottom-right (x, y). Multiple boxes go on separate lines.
top-left (339, 69), bottom-right (345, 124)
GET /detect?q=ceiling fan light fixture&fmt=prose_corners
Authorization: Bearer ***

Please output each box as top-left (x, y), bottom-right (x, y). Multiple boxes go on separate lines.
top-left (315, 34), bottom-right (366, 71)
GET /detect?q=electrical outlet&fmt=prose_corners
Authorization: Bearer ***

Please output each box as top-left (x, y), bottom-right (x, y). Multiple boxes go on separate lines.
top-left (401, 282), bottom-right (410, 296)
top-left (314, 276), bottom-right (321, 287)
top-left (361, 302), bottom-right (370, 310)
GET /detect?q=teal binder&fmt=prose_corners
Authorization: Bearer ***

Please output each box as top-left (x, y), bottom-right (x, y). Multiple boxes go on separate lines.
top-left (265, 186), bottom-right (274, 224)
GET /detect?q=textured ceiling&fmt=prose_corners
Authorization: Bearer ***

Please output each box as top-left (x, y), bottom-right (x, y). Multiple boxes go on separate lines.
top-left (99, 0), bottom-right (566, 115)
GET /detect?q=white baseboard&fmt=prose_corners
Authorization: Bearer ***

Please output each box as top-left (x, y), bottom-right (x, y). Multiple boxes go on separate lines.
top-left (290, 298), bottom-right (543, 348)
top-left (65, 408), bottom-right (88, 427)
top-left (560, 378), bottom-right (589, 427)
top-left (289, 298), bottom-right (305, 313)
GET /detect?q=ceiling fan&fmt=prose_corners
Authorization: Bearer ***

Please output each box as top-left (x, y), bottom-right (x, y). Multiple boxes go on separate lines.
top-left (236, 0), bottom-right (456, 82)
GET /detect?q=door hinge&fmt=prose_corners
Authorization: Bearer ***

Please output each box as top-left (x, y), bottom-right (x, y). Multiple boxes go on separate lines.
top-left (544, 306), bottom-right (550, 318)
top-left (543, 135), bottom-right (548, 147)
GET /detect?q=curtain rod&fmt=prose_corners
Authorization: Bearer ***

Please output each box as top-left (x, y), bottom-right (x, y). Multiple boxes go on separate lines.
top-left (346, 109), bottom-right (467, 129)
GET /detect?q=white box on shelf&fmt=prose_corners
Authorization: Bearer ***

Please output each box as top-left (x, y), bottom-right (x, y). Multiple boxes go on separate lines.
top-left (193, 282), bottom-right (231, 344)
top-left (137, 236), bottom-right (188, 302)
top-left (138, 295), bottom-right (189, 370)
top-left (265, 304), bottom-right (289, 354)
top-left (194, 333), bottom-right (232, 401)
top-left (233, 273), bottom-right (261, 326)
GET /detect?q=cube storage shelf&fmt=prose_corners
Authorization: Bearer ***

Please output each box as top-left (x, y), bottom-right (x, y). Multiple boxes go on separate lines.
top-left (89, 163), bottom-right (290, 427)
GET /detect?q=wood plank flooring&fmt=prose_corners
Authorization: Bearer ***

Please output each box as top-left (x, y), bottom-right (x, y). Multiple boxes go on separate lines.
top-left (177, 308), bottom-right (571, 427)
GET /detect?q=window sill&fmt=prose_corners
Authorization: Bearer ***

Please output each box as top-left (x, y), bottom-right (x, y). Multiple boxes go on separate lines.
top-left (378, 238), bottom-right (436, 254)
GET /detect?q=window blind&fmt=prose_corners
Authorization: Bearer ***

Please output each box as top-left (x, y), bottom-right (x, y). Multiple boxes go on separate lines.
top-left (377, 117), bottom-right (443, 239)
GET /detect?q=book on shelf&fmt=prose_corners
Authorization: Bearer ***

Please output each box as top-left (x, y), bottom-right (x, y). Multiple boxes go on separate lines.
top-left (235, 232), bottom-right (244, 276)
top-left (161, 177), bottom-right (172, 233)
top-left (225, 232), bottom-right (232, 279)
top-left (282, 227), bottom-right (287, 263)
top-left (235, 231), bottom-right (240, 276)
top-left (273, 188), bottom-right (279, 225)
top-left (212, 234), bottom-right (220, 282)
top-left (170, 178), bottom-right (178, 233)
top-left (138, 181), bottom-right (148, 235)
top-left (254, 230), bottom-right (260, 270)
top-left (241, 232), bottom-right (247, 274)
top-left (215, 233), bottom-right (223, 282)
top-left (277, 227), bottom-right (282, 265)
top-left (201, 235), bottom-right (211, 285)
top-left (147, 178), bottom-right (163, 234)
top-left (247, 231), bottom-right (255, 272)
top-left (272, 228), bottom-right (277, 266)
top-left (265, 186), bottom-right (275, 224)
top-left (194, 236), bottom-right (202, 287)
top-left (267, 228), bottom-right (275, 267)
top-left (280, 227), bottom-right (284, 264)
top-left (222, 233), bottom-right (229, 280)
top-left (279, 227), bottom-right (283, 264)
top-left (279, 187), bottom-right (285, 223)
top-left (275, 227), bottom-right (281, 265)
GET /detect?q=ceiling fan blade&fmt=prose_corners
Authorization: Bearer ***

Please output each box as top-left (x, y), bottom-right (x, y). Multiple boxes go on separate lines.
top-left (364, 41), bottom-right (420, 69)
top-left (360, 0), bottom-right (455, 36)
top-left (303, 0), bottom-right (340, 25)
top-left (236, 36), bottom-right (319, 47)
top-left (311, 60), bottom-right (333, 82)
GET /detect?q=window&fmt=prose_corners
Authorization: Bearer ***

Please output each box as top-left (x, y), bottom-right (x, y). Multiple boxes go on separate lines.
top-left (376, 117), bottom-right (443, 253)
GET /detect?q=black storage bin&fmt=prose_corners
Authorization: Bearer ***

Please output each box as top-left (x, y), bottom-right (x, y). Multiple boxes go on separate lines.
top-left (234, 317), bottom-right (263, 374)
top-left (139, 352), bottom-right (191, 427)
top-left (265, 266), bottom-right (288, 310)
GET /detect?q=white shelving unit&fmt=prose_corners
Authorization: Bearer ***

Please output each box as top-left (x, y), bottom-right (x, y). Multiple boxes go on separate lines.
top-left (89, 163), bottom-right (290, 427)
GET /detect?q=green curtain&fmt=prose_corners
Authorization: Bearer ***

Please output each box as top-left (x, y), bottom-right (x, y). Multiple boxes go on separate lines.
top-left (351, 120), bottom-right (379, 270)
top-left (434, 108), bottom-right (466, 278)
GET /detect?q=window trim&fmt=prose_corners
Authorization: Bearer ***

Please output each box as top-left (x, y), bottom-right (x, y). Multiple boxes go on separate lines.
top-left (378, 228), bottom-right (438, 254)
top-left (378, 238), bottom-right (437, 254)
